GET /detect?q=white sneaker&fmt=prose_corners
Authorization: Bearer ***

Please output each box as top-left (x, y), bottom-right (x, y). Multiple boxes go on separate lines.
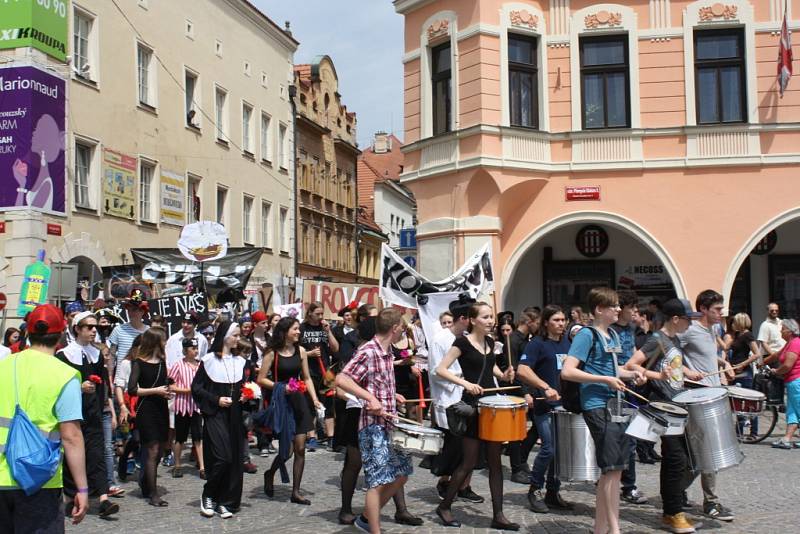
top-left (200, 497), bottom-right (215, 518)
top-left (216, 504), bottom-right (233, 519)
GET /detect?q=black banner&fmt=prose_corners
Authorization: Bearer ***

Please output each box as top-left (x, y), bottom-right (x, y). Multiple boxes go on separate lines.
top-left (130, 248), bottom-right (262, 291)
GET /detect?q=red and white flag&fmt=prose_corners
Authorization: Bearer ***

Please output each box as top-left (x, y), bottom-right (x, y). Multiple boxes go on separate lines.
top-left (778, 2), bottom-right (793, 97)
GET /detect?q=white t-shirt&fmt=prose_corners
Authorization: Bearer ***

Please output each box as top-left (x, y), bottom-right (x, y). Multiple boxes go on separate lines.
top-left (0, 344), bottom-right (11, 361)
top-left (165, 329), bottom-right (209, 368)
top-left (757, 317), bottom-right (786, 354)
top-left (428, 327), bottom-right (464, 430)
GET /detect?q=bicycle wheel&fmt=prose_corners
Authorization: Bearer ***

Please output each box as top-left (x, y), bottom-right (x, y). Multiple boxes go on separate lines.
top-left (734, 406), bottom-right (778, 444)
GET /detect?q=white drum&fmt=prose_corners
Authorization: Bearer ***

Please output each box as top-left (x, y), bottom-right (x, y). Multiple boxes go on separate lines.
top-left (650, 401), bottom-right (689, 436)
top-left (625, 407), bottom-right (669, 442)
top-left (391, 423), bottom-right (444, 455)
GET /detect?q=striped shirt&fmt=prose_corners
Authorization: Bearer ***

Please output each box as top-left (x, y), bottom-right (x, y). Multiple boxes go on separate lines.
top-left (341, 337), bottom-right (396, 430)
top-left (168, 359), bottom-right (200, 415)
top-left (108, 323), bottom-right (148, 371)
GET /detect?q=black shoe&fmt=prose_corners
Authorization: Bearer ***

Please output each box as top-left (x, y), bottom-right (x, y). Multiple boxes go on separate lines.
top-left (435, 507), bottom-right (461, 528)
top-left (263, 471), bottom-right (274, 498)
top-left (419, 455), bottom-right (433, 469)
top-left (510, 470), bottom-right (530, 484)
top-left (704, 502), bottom-right (734, 522)
top-left (172, 466), bottom-right (183, 478)
top-left (545, 490), bottom-right (574, 510)
top-left (338, 511), bottom-right (356, 525)
top-left (436, 480), bottom-right (448, 500)
top-left (528, 488), bottom-right (549, 513)
top-left (98, 499), bottom-right (120, 518)
top-left (649, 450), bottom-right (663, 462)
top-left (290, 495), bottom-right (311, 505)
top-left (639, 456), bottom-right (656, 464)
top-left (622, 488), bottom-right (648, 505)
top-left (395, 510), bottom-right (424, 526)
top-left (457, 486), bottom-right (485, 503)
top-left (491, 519), bottom-right (520, 531)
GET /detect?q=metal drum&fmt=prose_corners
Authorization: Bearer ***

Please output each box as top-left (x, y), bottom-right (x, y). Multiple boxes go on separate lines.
top-left (673, 388), bottom-right (744, 473)
top-left (552, 409), bottom-right (600, 482)
top-left (390, 423), bottom-right (444, 455)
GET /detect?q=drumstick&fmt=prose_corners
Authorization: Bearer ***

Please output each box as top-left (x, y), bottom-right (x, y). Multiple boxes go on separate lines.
top-left (405, 398), bottom-right (433, 403)
top-left (622, 386), bottom-right (650, 404)
top-left (482, 386), bottom-right (521, 393)
top-left (386, 413), bottom-right (424, 426)
top-left (701, 366), bottom-right (739, 378)
top-left (684, 379), bottom-right (708, 387)
top-left (504, 332), bottom-right (513, 373)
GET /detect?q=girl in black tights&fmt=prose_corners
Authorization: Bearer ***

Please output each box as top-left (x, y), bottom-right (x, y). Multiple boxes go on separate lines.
top-left (435, 302), bottom-right (519, 531)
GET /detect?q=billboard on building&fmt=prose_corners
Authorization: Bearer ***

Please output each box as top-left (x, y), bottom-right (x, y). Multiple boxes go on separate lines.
top-left (0, 0), bottom-right (69, 62)
top-left (160, 169), bottom-right (185, 226)
top-left (0, 65), bottom-right (66, 215)
top-left (102, 148), bottom-right (137, 219)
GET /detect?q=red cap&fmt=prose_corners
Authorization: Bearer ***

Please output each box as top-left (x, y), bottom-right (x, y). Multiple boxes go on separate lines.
top-left (251, 310), bottom-right (268, 323)
top-left (28, 304), bottom-right (67, 334)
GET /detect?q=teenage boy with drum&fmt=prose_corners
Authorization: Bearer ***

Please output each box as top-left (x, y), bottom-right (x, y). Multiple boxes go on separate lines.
top-left (561, 288), bottom-right (644, 534)
top-left (626, 298), bottom-right (705, 533)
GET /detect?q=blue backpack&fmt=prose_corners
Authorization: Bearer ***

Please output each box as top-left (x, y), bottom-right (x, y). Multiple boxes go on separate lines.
top-left (5, 356), bottom-right (62, 495)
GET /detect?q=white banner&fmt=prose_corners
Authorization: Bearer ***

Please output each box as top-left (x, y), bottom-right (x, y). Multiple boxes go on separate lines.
top-left (379, 242), bottom-right (494, 309)
top-left (160, 169), bottom-right (185, 226)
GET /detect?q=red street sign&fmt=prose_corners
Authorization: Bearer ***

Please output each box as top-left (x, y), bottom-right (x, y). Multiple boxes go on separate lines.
top-left (565, 185), bottom-right (601, 201)
top-left (0, 293), bottom-right (6, 312)
top-left (0, 221), bottom-right (5, 233)
top-left (46, 223), bottom-right (62, 236)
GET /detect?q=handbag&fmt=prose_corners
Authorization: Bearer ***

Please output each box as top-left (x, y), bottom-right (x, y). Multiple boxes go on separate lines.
top-left (444, 338), bottom-right (489, 437)
top-left (5, 356), bottom-right (62, 495)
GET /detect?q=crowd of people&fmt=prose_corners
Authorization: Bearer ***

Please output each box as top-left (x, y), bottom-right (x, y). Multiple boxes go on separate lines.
top-left (1, 286), bottom-right (799, 534)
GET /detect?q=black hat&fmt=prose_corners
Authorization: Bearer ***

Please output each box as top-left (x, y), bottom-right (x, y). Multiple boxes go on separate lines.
top-left (182, 311), bottom-right (200, 324)
top-left (448, 294), bottom-right (475, 319)
top-left (182, 337), bottom-right (199, 349)
top-left (662, 298), bottom-right (703, 320)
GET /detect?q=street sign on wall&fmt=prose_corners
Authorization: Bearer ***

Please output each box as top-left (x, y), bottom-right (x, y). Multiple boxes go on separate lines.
top-left (399, 228), bottom-right (416, 249)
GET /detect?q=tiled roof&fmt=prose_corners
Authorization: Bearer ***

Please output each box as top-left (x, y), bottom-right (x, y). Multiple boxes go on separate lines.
top-left (361, 133), bottom-right (404, 182)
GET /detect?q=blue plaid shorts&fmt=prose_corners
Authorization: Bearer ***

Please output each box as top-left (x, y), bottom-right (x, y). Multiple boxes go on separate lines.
top-left (358, 424), bottom-right (413, 488)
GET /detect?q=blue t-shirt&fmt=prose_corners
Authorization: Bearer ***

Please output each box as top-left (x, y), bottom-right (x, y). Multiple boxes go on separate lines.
top-left (519, 335), bottom-right (571, 415)
top-left (610, 323), bottom-right (635, 365)
top-left (55, 377), bottom-right (83, 422)
top-left (568, 327), bottom-right (621, 411)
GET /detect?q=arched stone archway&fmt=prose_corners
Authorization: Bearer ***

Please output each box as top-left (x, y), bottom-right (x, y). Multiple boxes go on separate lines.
top-left (501, 211), bottom-right (687, 310)
top-left (50, 231), bottom-right (109, 268)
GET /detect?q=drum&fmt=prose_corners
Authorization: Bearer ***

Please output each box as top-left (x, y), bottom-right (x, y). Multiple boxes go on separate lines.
top-left (390, 423), bottom-right (444, 455)
top-left (552, 409), bottom-right (600, 482)
top-left (651, 402), bottom-right (689, 436)
top-left (726, 386), bottom-right (765, 415)
top-left (477, 395), bottom-right (527, 442)
top-left (625, 406), bottom-right (669, 443)
top-left (673, 388), bottom-right (744, 473)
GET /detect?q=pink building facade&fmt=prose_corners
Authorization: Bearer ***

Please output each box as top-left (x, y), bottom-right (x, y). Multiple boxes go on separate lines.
top-left (395, 0), bottom-right (800, 321)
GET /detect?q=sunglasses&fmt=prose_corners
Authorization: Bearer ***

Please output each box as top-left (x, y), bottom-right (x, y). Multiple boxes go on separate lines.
top-left (79, 323), bottom-right (98, 330)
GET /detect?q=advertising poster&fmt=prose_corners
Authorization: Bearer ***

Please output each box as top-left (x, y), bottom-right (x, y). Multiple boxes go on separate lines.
top-left (102, 148), bottom-right (137, 219)
top-left (160, 169), bottom-right (185, 226)
top-left (0, 0), bottom-right (69, 61)
top-left (0, 65), bottom-right (66, 214)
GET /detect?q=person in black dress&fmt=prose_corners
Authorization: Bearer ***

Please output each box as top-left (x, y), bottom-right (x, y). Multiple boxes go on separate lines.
top-left (258, 317), bottom-right (320, 504)
top-left (435, 302), bottom-right (518, 531)
top-left (192, 321), bottom-right (247, 519)
top-left (56, 311), bottom-right (119, 518)
top-left (127, 328), bottom-right (171, 507)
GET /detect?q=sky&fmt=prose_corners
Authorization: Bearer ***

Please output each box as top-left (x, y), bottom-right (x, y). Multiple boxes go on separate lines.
top-left (253, 1), bottom-right (405, 148)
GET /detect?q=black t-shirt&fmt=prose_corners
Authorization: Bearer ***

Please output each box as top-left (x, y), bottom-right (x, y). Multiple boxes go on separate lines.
top-left (519, 335), bottom-right (570, 415)
top-left (299, 323), bottom-right (329, 378)
top-left (639, 332), bottom-right (686, 401)
top-left (453, 335), bottom-right (496, 390)
top-left (730, 331), bottom-right (755, 368)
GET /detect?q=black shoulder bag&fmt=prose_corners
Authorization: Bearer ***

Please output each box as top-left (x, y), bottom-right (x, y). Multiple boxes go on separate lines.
top-left (445, 340), bottom-right (489, 436)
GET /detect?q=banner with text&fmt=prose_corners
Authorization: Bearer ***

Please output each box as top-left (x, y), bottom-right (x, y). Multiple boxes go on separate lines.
top-left (102, 148), bottom-right (136, 219)
top-left (130, 248), bottom-right (262, 290)
top-left (302, 281), bottom-right (381, 320)
top-left (0, 0), bottom-right (69, 61)
top-left (148, 291), bottom-right (209, 338)
top-left (0, 65), bottom-right (66, 214)
top-left (159, 169), bottom-right (184, 226)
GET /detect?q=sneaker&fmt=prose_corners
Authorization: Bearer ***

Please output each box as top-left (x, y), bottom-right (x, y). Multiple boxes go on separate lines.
top-left (622, 488), bottom-right (649, 504)
top-left (243, 462), bottom-right (258, 474)
top-left (354, 514), bottom-right (370, 533)
top-left (510, 470), bottom-right (530, 484)
top-left (98, 499), bottom-right (119, 518)
top-left (703, 502), bottom-right (734, 522)
top-left (662, 512), bottom-right (698, 533)
top-left (457, 486), bottom-right (485, 503)
top-left (436, 480), bottom-right (448, 500)
top-left (200, 497), bottom-right (215, 517)
top-left (108, 485), bottom-right (126, 498)
top-left (307, 437), bottom-right (319, 452)
top-left (545, 490), bottom-right (574, 510)
top-left (162, 452), bottom-right (175, 467)
top-left (772, 439), bottom-right (793, 449)
top-left (260, 448), bottom-right (270, 457)
top-left (216, 504), bottom-right (234, 519)
top-left (528, 488), bottom-right (549, 513)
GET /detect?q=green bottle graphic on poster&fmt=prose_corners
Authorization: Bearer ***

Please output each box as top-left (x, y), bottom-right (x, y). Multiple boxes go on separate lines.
top-left (18, 250), bottom-right (51, 315)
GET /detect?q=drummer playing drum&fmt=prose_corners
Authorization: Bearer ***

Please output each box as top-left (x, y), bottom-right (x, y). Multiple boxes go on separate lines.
top-left (626, 298), bottom-right (705, 534)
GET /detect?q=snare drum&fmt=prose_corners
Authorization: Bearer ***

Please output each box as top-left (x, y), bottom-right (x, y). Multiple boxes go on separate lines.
top-left (726, 386), bottom-right (765, 415)
top-left (390, 423), bottom-right (444, 455)
top-left (477, 395), bottom-right (527, 442)
top-left (650, 402), bottom-right (689, 436)
top-left (625, 406), bottom-right (669, 442)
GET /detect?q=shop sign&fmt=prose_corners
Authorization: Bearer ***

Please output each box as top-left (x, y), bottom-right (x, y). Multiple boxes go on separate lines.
top-left (46, 222), bottom-right (61, 235)
top-left (160, 169), bottom-right (185, 226)
top-left (575, 225), bottom-right (608, 258)
top-left (0, 221), bottom-right (5, 233)
top-left (565, 185), bottom-right (600, 201)
top-left (0, 0), bottom-right (69, 62)
top-left (618, 264), bottom-right (672, 290)
top-left (102, 148), bottom-right (137, 219)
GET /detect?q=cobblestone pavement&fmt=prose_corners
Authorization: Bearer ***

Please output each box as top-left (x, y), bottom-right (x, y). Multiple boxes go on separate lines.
top-left (69, 422), bottom-right (797, 533)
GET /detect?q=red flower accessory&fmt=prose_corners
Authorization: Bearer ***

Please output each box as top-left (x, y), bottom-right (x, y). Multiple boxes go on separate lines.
top-left (241, 385), bottom-right (255, 401)
top-left (88, 374), bottom-right (103, 384)
top-left (399, 349), bottom-right (413, 359)
top-left (241, 382), bottom-right (261, 400)
top-left (347, 300), bottom-right (359, 311)
top-left (286, 377), bottom-right (307, 394)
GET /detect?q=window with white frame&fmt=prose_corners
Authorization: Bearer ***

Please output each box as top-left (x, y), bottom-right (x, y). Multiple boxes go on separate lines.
top-left (136, 42), bottom-right (156, 107)
top-left (261, 200), bottom-right (272, 248)
top-left (74, 141), bottom-right (94, 209)
top-left (73, 8), bottom-right (96, 81)
top-left (242, 102), bottom-right (254, 154)
top-left (260, 112), bottom-right (271, 162)
top-left (216, 185), bottom-right (227, 224)
top-left (278, 123), bottom-right (287, 169)
top-left (215, 85), bottom-right (229, 141)
top-left (279, 206), bottom-right (289, 252)
top-left (139, 159), bottom-right (156, 223)
top-left (186, 174), bottom-right (201, 223)
top-left (243, 195), bottom-right (254, 244)
top-left (185, 69), bottom-right (200, 128)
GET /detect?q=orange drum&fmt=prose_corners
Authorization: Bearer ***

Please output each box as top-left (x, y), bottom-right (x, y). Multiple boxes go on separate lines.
top-left (477, 395), bottom-right (527, 442)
